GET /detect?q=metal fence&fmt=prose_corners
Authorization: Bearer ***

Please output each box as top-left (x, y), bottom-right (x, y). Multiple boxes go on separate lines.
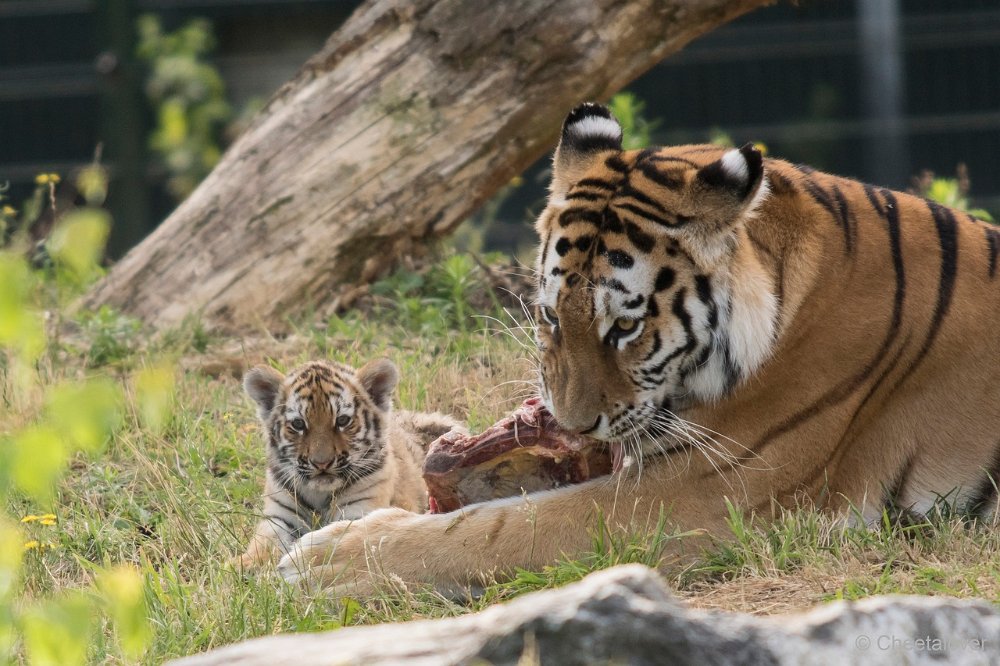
top-left (2, 0), bottom-right (998, 256)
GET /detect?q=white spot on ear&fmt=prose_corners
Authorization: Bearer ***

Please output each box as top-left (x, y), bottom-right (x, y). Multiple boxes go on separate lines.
top-left (720, 148), bottom-right (750, 185)
top-left (566, 116), bottom-right (622, 144)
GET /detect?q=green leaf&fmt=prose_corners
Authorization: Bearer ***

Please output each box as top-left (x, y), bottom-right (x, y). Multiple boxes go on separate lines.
top-left (339, 597), bottom-right (360, 626)
top-left (926, 178), bottom-right (962, 209)
top-left (969, 208), bottom-right (995, 222)
top-left (20, 593), bottom-right (93, 666)
top-left (45, 380), bottom-right (122, 454)
top-left (134, 365), bottom-right (175, 434)
top-left (76, 165), bottom-right (109, 207)
top-left (47, 209), bottom-right (111, 282)
top-left (0, 520), bottom-right (22, 663)
top-left (159, 100), bottom-right (189, 146)
top-left (610, 92), bottom-right (651, 149)
top-left (0, 519), bottom-right (21, 599)
top-left (0, 603), bottom-right (13, 666)
top-left (10, 426), bottom-right (68, 502)
top-left (97, 566), bottom-right (151, 658)
top-left (0, 254), bottom-right (45, 360)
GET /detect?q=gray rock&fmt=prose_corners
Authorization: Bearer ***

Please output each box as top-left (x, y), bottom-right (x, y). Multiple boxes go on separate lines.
top-left (168, 565), bottom-right (1000, 666)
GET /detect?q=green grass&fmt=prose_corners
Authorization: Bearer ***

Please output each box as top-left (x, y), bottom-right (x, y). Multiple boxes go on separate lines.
top-left (6, 263), bottom-right (1000, 663)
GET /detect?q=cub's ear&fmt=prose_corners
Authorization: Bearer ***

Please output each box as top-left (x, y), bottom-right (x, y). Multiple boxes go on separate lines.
top-left (550, 102), bottom-right (623, 200)
top-left (696, 143), bottom-right (764, 202)
top-left (243, 366), bottom-right (285, 420)
top-left (357, 358), bottom-right (399, 412)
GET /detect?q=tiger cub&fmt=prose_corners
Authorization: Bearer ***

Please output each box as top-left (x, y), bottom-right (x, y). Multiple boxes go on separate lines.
top-left (236, 358), bottom-right (462, 568)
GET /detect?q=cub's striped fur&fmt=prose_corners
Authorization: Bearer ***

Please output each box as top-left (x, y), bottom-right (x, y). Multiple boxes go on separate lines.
top-left (237, 359), bottom-right (462, 568)
top-left (277, 103), bottom-right (1000, 595)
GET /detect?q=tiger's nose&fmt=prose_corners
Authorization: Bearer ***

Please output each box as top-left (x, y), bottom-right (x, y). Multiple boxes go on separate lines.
top-left (557, 413), bottom-right (603, 436)
top-left (577, 415), bottom-right (603, 435)
top-left (312, 459), bottom-right (334, 471)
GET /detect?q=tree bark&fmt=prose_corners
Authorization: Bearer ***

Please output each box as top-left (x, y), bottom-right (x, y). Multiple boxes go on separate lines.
top-left (83, 0), bottom-right (773, 330)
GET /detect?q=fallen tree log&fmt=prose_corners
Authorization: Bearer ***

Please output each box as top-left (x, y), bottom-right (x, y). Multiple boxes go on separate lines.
top-left (84, 0), bottom-right (773, 330)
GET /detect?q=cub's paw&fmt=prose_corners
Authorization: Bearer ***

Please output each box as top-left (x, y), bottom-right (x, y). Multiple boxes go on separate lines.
top-left (228, 553), bottom-right (256, 571)
top-left (277, 507), bottom-right (414, 595)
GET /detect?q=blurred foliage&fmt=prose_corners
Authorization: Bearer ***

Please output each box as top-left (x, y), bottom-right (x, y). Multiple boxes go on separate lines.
top-left (609, 92), bottom-right (657, 150)
top-left (47, 209), bottom-right (111, 284)
top-left (0, 166), bottom-right (172, 663)
top-left (706, 129), bottom-right (768, 157)
top-left (910, 164), bottom-right (995, 222)
top-left (366, 253), bottom-right (503, 336)
top-left (77, 306), bottom-right (143, 368)
top-left (137, 15), bottom-right (233, 202)
top-left (1, 174), bottom-right (58, 254)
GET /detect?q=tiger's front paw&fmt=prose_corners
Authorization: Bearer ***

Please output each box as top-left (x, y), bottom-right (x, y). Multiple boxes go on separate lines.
top-left (277, 507), bottom-right (415, 595)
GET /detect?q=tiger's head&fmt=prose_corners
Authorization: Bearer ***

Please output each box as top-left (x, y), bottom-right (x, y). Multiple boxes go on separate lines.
top-left (243, 359), bottom-right (399, 493)
top-left (534, 103), bottom-right (778, 443)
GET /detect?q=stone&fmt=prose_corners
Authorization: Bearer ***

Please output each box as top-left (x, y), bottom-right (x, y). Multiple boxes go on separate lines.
top-left (168, 565), bottom-right (1000, 665)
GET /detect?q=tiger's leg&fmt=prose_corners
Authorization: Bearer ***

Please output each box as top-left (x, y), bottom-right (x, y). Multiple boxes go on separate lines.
top-left (237, 519), bottom-right (289, 568)
top-left (277, 462), bottom-right (731, 594)
top-left (235, 485), bottom-right (311, 569)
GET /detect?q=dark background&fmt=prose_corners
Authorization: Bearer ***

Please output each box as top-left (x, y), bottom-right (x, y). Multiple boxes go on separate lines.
top-left (2, 0), bottom-right (998, 257)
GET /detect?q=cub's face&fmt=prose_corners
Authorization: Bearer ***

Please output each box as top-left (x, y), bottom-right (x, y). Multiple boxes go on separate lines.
top-left (243, 359), bottom-right (398, 493)
top-left (535, 104), bottom-right (766, 442)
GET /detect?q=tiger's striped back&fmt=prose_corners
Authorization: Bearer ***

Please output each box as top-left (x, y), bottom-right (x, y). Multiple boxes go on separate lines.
top-left (534, 102), bottom-right (1000, 522)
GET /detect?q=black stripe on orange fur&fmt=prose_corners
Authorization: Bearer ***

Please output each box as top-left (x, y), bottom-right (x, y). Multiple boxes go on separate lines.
top-left (747, 184), bottom-right (909, 457)
top-left (839, 187), bottom-right (909, 439)
top-left (967, 443), bottom-right (1000, 516)
top-left (885, 201), bottom-right (957, 395)
top-left (985, 226), bottom-right (999, 279)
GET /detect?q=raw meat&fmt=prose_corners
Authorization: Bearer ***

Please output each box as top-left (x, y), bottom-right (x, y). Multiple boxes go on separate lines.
top-left (423, 398), bottom-right (617, 513)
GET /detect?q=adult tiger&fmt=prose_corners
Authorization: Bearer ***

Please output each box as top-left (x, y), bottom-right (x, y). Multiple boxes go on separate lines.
top-left (278, 103), bottom-right (1000, 594)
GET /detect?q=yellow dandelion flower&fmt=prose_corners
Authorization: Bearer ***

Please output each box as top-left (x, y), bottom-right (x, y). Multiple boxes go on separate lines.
top-left (753, 142), bottom-right (769, 156)
top-left (48, 173), bottom-right (61, 183)
top-left (39, 518), bottom-right (57, 526)
top-left (40, 513), bottom-right (56, 520)
top-left (20, 515), bottom-right (39, 523)
top-left (34, 174), bottom-right (49, 185)
top-left (1, 206), bottom-right (16, 216)
top-left (23, 540), bottom-right (40, 550)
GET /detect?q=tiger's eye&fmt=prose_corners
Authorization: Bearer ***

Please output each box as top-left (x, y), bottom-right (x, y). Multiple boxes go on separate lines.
top-left (289, 417), bottom-right (306, 432)
top-left (614, 317), bottom-right (637, 332)
top-left (541, 306), bottom-right (559, 327)
top-left (336, 414), bottom-right (352, 429)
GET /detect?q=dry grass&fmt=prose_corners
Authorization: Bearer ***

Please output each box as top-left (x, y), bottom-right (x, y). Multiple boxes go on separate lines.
top-left (672, 509), bottom-right (1000, 615)
top-left (8, 297), bottom-right (1000, 663)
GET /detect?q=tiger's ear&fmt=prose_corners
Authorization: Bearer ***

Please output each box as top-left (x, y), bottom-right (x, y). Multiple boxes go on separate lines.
top-left (677, 144), bottom-right (767, 262)
top-left (550, 102), bottom-right (623, 200)
top-left (357, 358), bottom-right (399, 412)
top-left (243, 366), bottom-right (285, 420)
top-left (695, 143), bottom-right (765, 204)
